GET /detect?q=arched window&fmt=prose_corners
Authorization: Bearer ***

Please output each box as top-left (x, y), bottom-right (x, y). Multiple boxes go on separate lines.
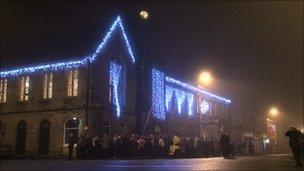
top-left (64, 118), bottom-right (79, 145)
top-left (103, 119), bottom-right (111, 136)
top-left (16, 120), bottom-right (27, 154)
top-left (39, 120), bottom-right (50, 154)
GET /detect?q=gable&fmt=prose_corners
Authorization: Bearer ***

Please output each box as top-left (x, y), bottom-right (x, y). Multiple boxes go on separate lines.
top-left (0, 16), bottom-right (135, 78)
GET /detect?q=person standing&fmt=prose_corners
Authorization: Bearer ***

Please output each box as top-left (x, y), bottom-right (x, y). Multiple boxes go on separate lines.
top-left (220, 132), bottom-right (231, 158)
top-left (100, 133), bottom-right (110, 159)
top-left (285, 127), bottom-right (303, 167)
top-left (158, 136), bottom-right (165, 157)
top-left (92, 135), bottom-right (100, 159)
top-left (172, 133), bottom-right (181, 158)
top-left (67, 133), bottom-right (77, 159)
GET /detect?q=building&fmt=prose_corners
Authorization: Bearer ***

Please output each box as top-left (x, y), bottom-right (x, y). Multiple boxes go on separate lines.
top-left (0, 16), bottom-right (231, 157)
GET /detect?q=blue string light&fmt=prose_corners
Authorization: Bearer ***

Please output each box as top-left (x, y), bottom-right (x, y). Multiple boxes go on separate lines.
top-left (109, 62), bottom-right (123, 117)
top-left (187, 93), bottom-right (194, 116)
top-left (165, 85), bottom-right (174, 111)
top-left (200, 99), bottom-right (210, 114)
top-left (165, 76), bottom-right (231, 103)
top-left (151, 69), bottom-right (166, 120)
top-left (165, 85), bottom-right (194, 116)
top-left (1, 16), bottom-right (135, 78)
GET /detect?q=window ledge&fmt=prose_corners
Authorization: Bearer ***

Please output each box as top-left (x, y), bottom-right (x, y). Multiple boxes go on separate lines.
top-left (15, 101), bottom-right (29, 105)
top-left (40, 99), bottom-right (52, 104)
top-left (63, 96), bottom-right (79, 102)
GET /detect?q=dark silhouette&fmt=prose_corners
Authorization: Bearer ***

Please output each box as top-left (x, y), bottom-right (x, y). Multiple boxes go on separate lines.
top-left (67, 133), bottom-right (77, 158)
top-left (285, 127), bottom-right (303, 167)
top-left (220, 133), bottom-right (231, 158)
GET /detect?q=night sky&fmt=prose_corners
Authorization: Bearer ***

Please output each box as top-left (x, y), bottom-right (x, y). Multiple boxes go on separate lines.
top-left (1, 1), bottom-right (303, 128)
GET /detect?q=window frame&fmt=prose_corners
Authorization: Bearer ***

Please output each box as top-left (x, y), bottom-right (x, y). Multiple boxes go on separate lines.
top-left (67, 70), bottom-right (79, 97)
top-left (63, 118), bottom-right (80, 146)
top-left (43, 73), bottom-right (53, 99)
top-left (0, 79), bottom-right (8, 103)
top-left (20, 76), bottom-right (29, 101)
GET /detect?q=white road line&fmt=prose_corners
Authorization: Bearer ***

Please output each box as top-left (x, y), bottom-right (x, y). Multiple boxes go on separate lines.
top-left (96, 165), bottom-right (194, 168)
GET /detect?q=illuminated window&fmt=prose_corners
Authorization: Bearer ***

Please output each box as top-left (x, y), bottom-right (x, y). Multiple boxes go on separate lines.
top-left (64, 118), bottom-right (79, 144)
top-left (67, 70), bottom-right (78, 97)
top-left (43, 73), bottom-right (53, 99)
top-left (20, 76), bottom-right (29, 101)
top-left (0, 79), bottom-right (7, 103)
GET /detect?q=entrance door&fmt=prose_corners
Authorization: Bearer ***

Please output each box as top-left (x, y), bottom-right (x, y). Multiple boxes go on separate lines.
top-left (38, 120), bottom-right (50, 155)
top-left (16, 121), bottom-right (27, 154)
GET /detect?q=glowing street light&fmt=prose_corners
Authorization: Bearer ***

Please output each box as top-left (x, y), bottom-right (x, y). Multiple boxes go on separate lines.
top-left (198, 71), bottom-right (213, 87)
top-left (269, 107), bottom-right (279, 117)
top-left (139, 10), bottom-right (149, 20)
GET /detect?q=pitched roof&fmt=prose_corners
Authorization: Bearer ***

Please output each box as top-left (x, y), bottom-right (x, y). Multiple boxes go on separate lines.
top-left (0, 16), bottom-right (135, 78)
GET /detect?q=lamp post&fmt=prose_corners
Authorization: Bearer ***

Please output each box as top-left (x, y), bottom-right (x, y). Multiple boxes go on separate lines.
top-left (267, 107), bottom-right (280, 153)
top-left (198, 71), bottom-right (213, 88)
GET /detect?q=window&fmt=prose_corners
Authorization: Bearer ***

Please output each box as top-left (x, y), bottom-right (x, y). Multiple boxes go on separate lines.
top-left (0, 79), bottom-right (7, 103)
top-left (20, 76), bottom-right (29, 101)
top-left (67, 70), bottom-right (78, 97)
top-left (43, 73), bottom-right (53, 99)
top-left (16, 120), bottom-right (27, 154)
top-left (64, 118), bottom-right (79, 144)
top-left (103, 119), bottom-right (111, 136)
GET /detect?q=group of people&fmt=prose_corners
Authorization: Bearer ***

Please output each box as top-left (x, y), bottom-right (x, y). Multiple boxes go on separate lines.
top-left (67, 132), bottom-right (234, 159)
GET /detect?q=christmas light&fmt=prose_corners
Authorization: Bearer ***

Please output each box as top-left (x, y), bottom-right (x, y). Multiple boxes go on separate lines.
top-left (151, 69), bottom-right (166, 120)
top-left (165, 85), bottom-right (174, 111)
top-left (165, 85), bottom-right (194, 116)
top-left (200, 99), bottom-right (209, 114)
top-left (187, 93), bottom-right (194, 116)
top-left (109, 62), bottom-right (123, 117)
top-left (1, 16), bottom-right (135, 78)
top-left (165, 77), bottom-right (231, 103)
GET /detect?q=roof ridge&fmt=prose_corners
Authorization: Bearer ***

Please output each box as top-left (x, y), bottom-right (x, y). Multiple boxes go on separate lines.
top-left (0, 16), bottom-right (136, 78)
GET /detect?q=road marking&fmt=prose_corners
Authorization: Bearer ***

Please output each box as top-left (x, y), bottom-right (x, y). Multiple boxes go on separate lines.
top-left (96, 164), bottom-right (194, 168)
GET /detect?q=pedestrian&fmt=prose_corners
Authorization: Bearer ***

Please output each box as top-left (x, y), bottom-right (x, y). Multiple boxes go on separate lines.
top-left (84, 134), bottom-right (92, 159)
top-left (220, 132), bottom-right (231, 158)
top-left (171, 133), bottom-right (181, 158)
top-left (285, 127), bottom-right (303, 167)
top-left (76, 135), bottom-right (86, 159)
top-left (137, 136), bottom-right (145, 157)
top-left (129, 134), bottom-right (138, 157)
top-left (100, 133), bottom-right (110, 159)
top-left (158, 136), bottom-right (165, 157)
top-left (92, 135), bottom-right (100, 159)
top-left (67, 133), bottom-right (77, 159)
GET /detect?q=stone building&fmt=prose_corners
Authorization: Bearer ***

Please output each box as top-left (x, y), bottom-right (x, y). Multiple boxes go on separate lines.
top-left (0, 16), bottom-right (231, 157)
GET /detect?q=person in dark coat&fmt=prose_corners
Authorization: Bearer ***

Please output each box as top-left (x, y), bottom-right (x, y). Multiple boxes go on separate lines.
top-left (285, 127), bottom-right (303, 167)
top-left (67, 133), bottom-right (77, 158)
top-left (220, 132), bottom-right (231, 158)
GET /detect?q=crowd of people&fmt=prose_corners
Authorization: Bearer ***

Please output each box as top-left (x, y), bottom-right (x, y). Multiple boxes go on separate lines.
top-left (67, 132), bottom-right (234, 160)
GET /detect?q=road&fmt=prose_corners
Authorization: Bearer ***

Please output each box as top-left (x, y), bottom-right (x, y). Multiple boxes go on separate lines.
top-left (0, 154), bottom-right (303, 171)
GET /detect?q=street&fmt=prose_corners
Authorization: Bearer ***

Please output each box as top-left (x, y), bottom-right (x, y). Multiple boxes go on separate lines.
top-left (0, 154), bottom-right (303, 171)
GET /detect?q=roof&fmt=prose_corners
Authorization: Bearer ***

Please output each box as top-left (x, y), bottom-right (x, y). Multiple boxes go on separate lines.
top-left (0, 16), bottom-right (135, 78)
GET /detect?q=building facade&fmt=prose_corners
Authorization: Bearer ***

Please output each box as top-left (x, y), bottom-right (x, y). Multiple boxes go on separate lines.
top-left (0, 16), bottom-right (231, 157)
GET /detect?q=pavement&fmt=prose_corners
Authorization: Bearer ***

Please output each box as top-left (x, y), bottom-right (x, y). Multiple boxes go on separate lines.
top-left (0, 153), bottom-right (303, 171)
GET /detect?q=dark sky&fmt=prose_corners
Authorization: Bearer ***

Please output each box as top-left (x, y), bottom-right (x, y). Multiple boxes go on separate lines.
top-left (1, 1), bottom-right (303, 128)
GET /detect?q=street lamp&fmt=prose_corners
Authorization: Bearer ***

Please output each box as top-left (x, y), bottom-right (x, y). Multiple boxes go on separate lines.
top-left (139, 10), bottom-right (149, 20)
top-left (198, 71), bottom-right (213, 87)
top-left (269, 107), bottom-right (279, 117)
